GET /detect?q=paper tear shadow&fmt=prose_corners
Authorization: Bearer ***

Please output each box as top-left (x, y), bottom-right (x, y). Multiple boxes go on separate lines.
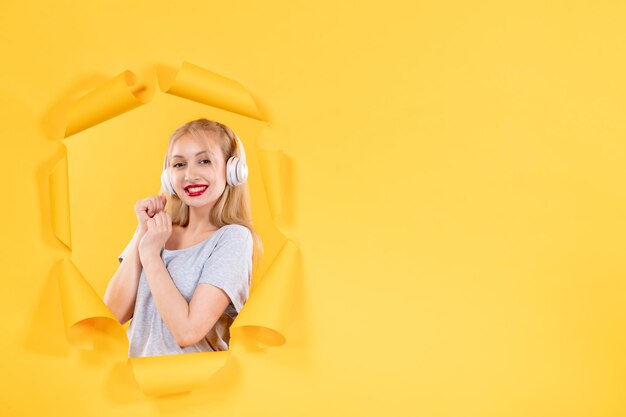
top-left (104, 360), bottom-right (146, 403)
top-left (152, 356), bottom-right (245, 413)
top-left (22, 260), bottom-right (70, 357)
top-left (40, 73), bottom-right (119, 140)
top-left (76, 318), bottom-right (128, 366)
top-left (257, 147), bottom-right (298, 232)
top-left (22, 133), bottom-right (73, 356)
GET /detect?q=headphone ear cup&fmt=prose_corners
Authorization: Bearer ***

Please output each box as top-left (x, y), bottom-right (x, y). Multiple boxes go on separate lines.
top-left (225, 131), bottom-right (248, 187)
top-left (161, 168), bottom-right (176, 195)
top-left (226, 156), bottom-right (248, 186)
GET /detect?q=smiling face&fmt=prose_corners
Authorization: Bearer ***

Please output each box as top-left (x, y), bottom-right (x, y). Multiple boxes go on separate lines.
top-left (168, 131), bottom-right (227, 208)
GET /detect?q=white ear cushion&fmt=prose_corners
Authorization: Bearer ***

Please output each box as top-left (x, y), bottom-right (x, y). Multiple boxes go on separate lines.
top-left (161, 169), bottom-right (168, 192)
top-left (226, 157), bottom-right (233, 186)
top-left (227, 156), bottom-right (238, 186)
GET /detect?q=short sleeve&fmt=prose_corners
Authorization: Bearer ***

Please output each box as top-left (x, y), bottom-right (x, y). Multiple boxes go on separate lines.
top-left (198, 225), bottom-right (253, 313)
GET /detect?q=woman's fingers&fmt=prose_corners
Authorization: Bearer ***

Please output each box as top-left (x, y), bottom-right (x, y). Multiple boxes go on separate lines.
top-left (139, 195), bottom-right (166, 218)
top-left (149, 196), bottom-right (161, 214)
top-left (154, 211), bottom-right (162, 228)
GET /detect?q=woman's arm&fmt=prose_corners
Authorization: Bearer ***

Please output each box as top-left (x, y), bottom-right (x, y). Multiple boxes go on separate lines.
top-left (140, 254), bottom-right (190, 346)
top-left (103, 226), bottom-right (144, 325)
top-left (140, 253), bottom-right (230, 347)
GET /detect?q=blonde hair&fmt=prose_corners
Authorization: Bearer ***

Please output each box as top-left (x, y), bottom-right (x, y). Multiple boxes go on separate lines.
top-left (161, 118), bottom-right (263, 271)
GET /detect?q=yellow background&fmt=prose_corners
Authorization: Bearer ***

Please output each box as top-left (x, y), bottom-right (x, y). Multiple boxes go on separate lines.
top-left (1, 0), bottom-right (625, 415)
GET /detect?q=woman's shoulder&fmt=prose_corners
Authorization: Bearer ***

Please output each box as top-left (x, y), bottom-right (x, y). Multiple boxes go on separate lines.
top-left (219, 224), bottom-right (252, 241)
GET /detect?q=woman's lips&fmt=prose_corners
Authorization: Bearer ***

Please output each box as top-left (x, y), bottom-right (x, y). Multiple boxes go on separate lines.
top-left (185, 186), bottom-right (208, 196)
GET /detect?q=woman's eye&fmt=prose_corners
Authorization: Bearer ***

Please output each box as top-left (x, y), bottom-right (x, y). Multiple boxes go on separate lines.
top-left (172, 160), bottom-right (210, 168)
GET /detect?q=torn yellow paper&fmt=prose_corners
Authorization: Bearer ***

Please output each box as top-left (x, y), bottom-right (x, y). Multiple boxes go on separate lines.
top-left (157, 62), bottom-right (263, 121)
top-left (257, 148), bottom-right (294, 226)
top-left (53, 61), bottom-right (298, 397)
top-left (128, 350), bottom-right (230, 396)
top-left (58, 257), bottom-right (119, 350)
top-left (64, 70), bottom-right (154, 137)
top-left (233, 240), bottom-right (299, 347)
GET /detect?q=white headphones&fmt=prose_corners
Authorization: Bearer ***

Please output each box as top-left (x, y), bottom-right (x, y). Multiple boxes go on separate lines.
top-left (160, 126), bottom-right (248, 196)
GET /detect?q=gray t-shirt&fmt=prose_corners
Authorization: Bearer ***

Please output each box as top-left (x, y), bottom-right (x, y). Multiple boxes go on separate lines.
top-left (117, 224), bottom-right (253, 358)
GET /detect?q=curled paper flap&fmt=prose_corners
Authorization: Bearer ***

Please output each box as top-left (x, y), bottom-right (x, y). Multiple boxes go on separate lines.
top-left (54, 61), bottom-right (298, 397)
top-left (58, 258), bottom-right (119, 350)
top-left (64, 70), bottom-right (154, 137)
top-left (232, 240), bottom-right (299, 347)
top-left (256, 148), bottom-right (293, 224)
top-left (157, 61), bottom-right (263, 121)
top-left (49, 156), bottom-right (71, 248)
top-left (128, 351), bottom-right (230, 396)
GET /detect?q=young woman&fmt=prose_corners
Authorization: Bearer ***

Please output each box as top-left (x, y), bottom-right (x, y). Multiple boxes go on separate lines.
top-left (104, 118), bottom-right (263, 357)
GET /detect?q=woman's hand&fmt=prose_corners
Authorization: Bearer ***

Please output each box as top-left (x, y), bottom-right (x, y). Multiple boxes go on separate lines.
top-left (135, 194), bottom-right (167, 235)
top-left (138, 211), bottom-right (173, 262)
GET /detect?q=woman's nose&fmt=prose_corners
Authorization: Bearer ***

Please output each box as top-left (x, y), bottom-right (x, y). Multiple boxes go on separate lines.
top-left (184, 164), bottom-right (199, 180)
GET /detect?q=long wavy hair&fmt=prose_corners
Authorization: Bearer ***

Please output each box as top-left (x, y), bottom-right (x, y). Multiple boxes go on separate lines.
top-left (161, 118), bottom-right (263, 271)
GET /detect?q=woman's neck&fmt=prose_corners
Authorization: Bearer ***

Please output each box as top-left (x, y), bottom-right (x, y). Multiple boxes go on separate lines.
top-left (186, 205), bottom-right (217, 233)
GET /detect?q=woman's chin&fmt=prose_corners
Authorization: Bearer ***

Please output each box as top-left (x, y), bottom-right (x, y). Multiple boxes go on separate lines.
top-left (184, 195), bottom-right (217, 207)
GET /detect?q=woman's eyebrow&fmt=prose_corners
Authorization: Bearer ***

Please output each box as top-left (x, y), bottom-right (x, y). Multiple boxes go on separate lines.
top-left (171, 150), bottom-right (213, 159)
